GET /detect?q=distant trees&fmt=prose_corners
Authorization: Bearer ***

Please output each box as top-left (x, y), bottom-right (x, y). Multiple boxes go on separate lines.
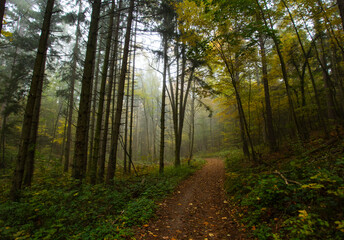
top-left (176, 0), bottom-right (344, 158)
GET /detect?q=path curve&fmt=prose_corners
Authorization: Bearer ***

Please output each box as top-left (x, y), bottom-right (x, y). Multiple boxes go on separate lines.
top-left (134, 158), bottom-right (242, 239)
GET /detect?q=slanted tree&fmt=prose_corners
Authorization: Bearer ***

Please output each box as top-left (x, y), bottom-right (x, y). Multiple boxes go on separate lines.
top-left (10, 0), bottom-right (55, 200)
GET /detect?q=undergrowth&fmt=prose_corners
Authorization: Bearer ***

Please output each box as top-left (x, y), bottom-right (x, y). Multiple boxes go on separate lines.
top-left (0, 161), bottom-right (203, 240)
top-left (225, 139), bottom-right (344, 240)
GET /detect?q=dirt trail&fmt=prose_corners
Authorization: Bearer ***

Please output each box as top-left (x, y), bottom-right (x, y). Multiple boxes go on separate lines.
top-left (134, 158), bottom-right (242, 239)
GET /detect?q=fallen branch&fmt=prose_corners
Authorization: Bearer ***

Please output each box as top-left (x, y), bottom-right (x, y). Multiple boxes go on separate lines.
top-left (274, 170), bottom-right (302, 186)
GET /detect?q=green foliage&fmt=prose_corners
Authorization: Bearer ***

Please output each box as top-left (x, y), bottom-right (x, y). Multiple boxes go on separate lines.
top-left (0, 162), bottom-right (203, 239)
top-left (225, 144), bottom-right (344, 239)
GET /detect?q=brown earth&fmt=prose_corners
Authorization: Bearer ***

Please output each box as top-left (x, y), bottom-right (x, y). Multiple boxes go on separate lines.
top-left (133, 158), bottom-right (244, 240)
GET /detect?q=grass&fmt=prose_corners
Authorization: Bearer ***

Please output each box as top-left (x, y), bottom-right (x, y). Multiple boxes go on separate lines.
top-left (0, 160), bottom-right (204, 240)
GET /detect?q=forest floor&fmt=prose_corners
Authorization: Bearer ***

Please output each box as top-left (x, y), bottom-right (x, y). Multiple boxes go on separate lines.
top-left (134, 158), bottom-right (243, 240)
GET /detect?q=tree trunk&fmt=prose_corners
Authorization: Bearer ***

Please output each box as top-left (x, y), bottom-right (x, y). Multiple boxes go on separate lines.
top-left (159, 28), bottom-right (168, 174)
top-left (73, 0), bottom-right (101, 180)
top-left (258, 33), bottom-right (278, 151)
top-left (10, 0), bottom-right (55, 200)
top-left (0, 0), bottom-right (6, 34)
top-left (106, 0), bottom-right (134, 183)
top-left (64, 0), bottom-right (82, 173)
top-left (23, 59), bottom-right (46, 187)
top-left (123, 49), bottom-right (131, 173)
top-left (128, 19), bottom-right (137, 173)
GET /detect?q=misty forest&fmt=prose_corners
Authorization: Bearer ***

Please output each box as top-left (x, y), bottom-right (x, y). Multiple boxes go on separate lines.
top-left (0, 0), bottom-right (344, 239)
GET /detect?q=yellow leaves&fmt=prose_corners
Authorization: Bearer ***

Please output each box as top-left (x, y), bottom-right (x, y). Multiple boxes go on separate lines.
top-left (335, 220), bottom-right (344, 233)
top-left (298, 210), bottom-right (308, 221)
top-left (301, 183), bottom-right (325, 189)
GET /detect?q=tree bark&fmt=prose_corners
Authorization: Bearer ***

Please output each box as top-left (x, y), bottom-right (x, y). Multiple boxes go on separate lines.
top-left (106, 0), bottom-right (134, 183)
top-left (73, 0), bottom-right (101, 180)
top-left (10, 0), bottom-right (55, 200)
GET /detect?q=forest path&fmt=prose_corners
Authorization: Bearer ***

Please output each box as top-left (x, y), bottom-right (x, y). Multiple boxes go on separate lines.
top-left (134, 158), bottom-right (242, 240)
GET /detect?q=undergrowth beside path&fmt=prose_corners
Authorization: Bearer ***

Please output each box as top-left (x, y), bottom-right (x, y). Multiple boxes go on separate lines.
top-left (0, 161), bottom-right (204, 240)
top-left (224, 138), bottom-right (344, 239)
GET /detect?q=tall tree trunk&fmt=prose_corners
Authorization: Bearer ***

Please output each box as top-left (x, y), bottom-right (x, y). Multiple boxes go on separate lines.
top-left (258, 33), bottom-right (278, 151)
top-left (23, 59), bottom-right (46, 187)
top-left (64, 0), bottom-right (82, 173)
top-left (73, 0), bottom-right (101, 180)
top-left (123, 49), bottom-right (131, 173)
top-left (10, 0), bottom-right (55, 200)
top-left (89, 0), bottom-right (116, 184)
top-left (159, 28), bottom-right (168, 174)
top-left (106, 0), bottom-right (134, 183)
top-left (188, 79), bottom-right (195, 165)
top-left (0, 0), bottom-right (6, 34)
top-left (128, 20), bottom-right (137, 173)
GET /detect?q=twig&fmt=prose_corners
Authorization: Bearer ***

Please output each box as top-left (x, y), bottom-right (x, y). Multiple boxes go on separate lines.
top-left (274, 170), bottom-right (302, 185)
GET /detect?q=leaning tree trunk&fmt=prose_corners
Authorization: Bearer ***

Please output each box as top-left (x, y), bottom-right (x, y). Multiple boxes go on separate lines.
top-left (23, 59), bottom-right (46, 187)
top-left (106, 0), bottom-right (135, 183)
top-left (72, 0), bottom-right (101, 180)
top-left (10, 0), bottom-right (55, 200)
